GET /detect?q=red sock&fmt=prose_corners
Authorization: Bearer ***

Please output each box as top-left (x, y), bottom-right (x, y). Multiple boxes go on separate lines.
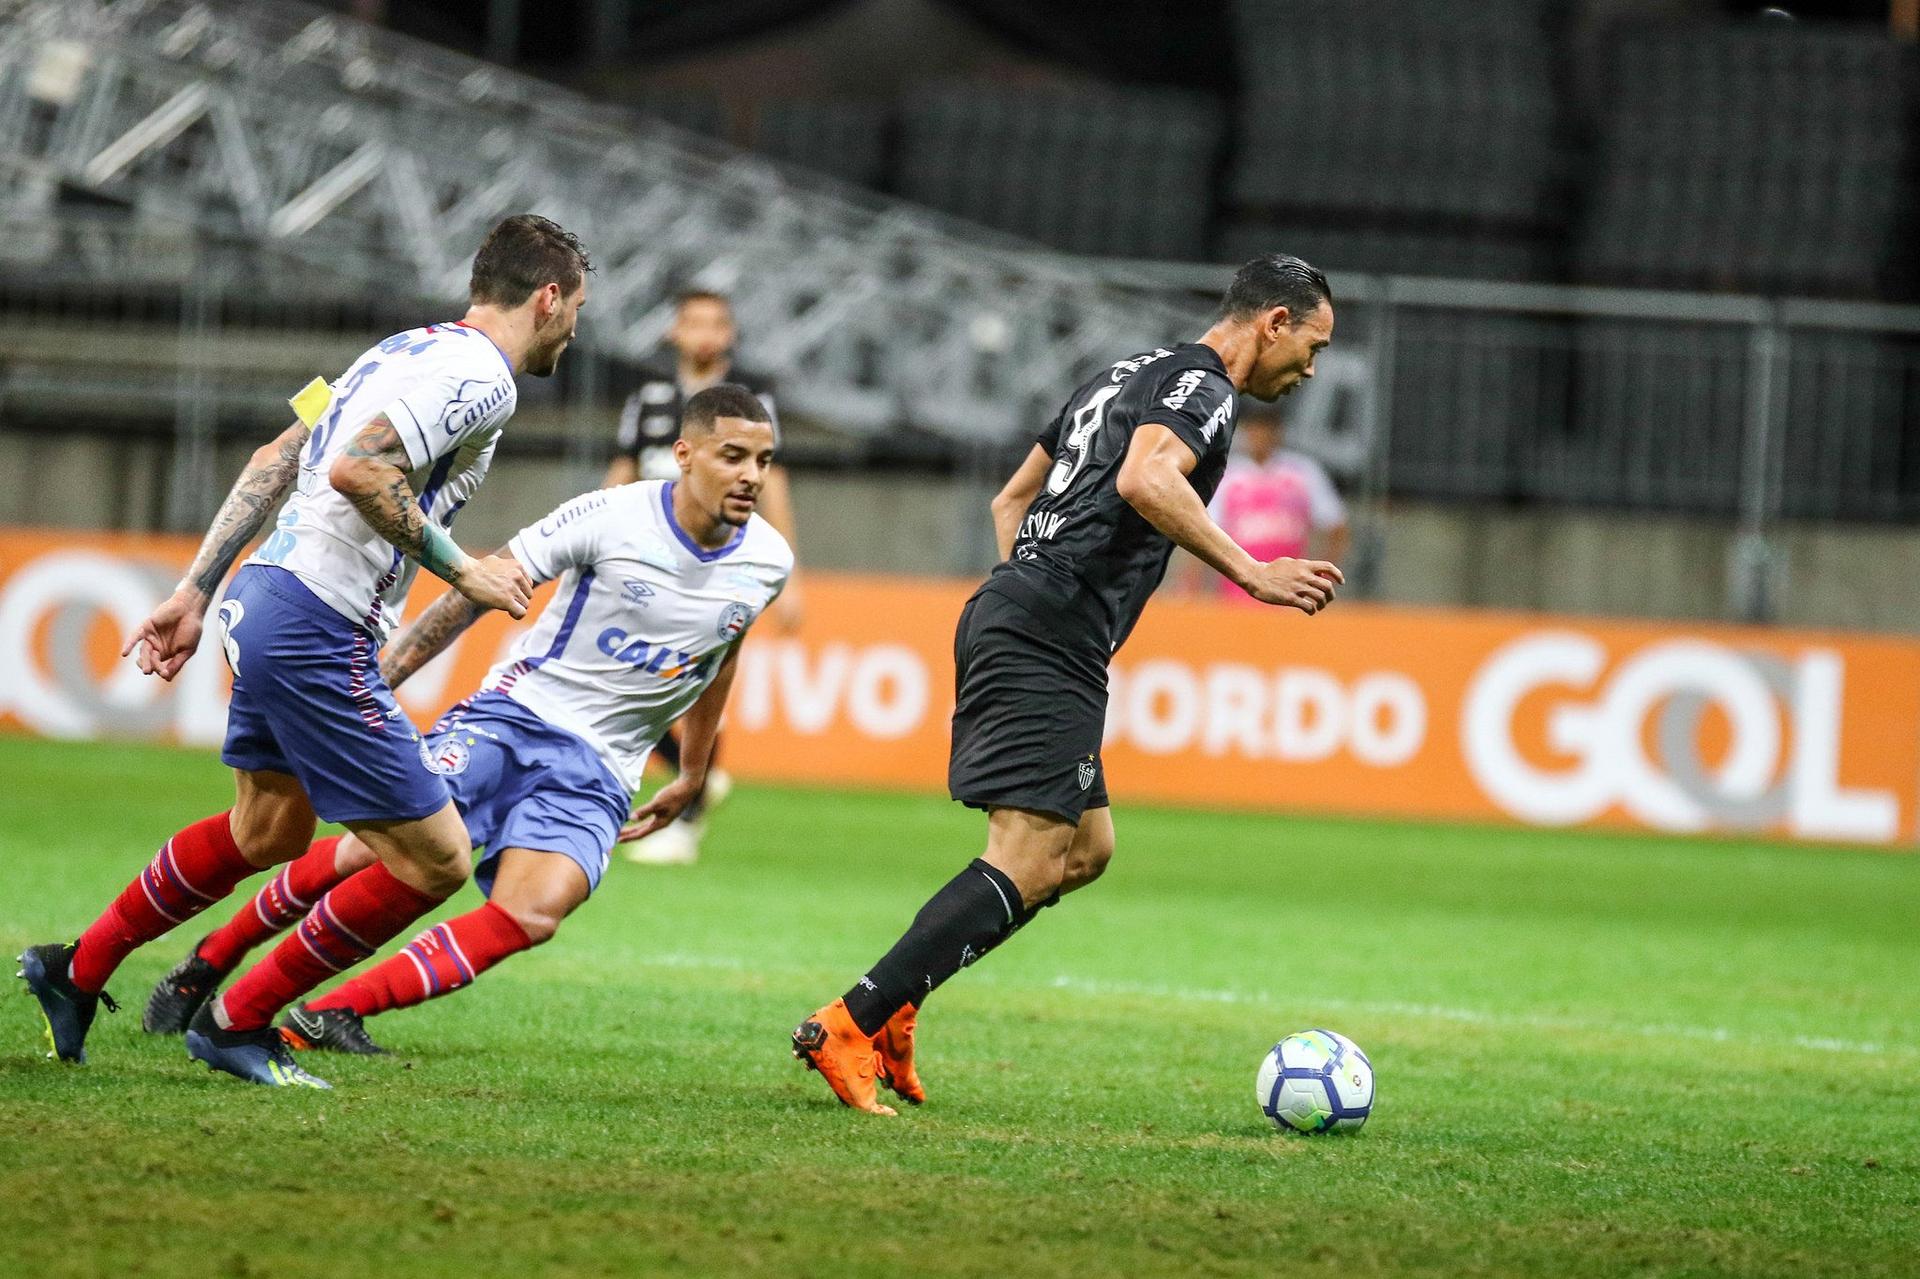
top-left (196, 835), bottom-right (350, 974)
top-left (215, 861), bottom-right (443, 1031)
top-left (309, 901), bottom-right (532, 1017)
top-left (70, 811), bottom-right (258, 994)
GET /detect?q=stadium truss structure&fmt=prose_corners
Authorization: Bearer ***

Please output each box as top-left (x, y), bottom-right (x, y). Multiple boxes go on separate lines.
top-left (0, 0), bottom-right (1209, 439)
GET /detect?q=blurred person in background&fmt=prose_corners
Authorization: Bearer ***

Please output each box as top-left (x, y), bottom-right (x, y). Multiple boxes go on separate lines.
top-left (603, 290), bottom-right (805, 865)
top-left (1196, 402), bottom-right (1348, 605)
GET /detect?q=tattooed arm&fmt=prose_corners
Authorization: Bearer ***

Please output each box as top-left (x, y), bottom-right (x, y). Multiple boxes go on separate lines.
top-left (328, 414), bottom-right (532, 618)
top-left (122, 420), bottom-right (309, 681)
top-left (377, 557), bottom-right (508, 689)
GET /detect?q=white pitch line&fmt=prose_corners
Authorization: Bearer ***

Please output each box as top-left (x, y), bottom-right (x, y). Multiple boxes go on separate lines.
top-left (1024, 973), bottom-right (1914, 1060)
top-left (628, 952), bottom-right (1916, 1061)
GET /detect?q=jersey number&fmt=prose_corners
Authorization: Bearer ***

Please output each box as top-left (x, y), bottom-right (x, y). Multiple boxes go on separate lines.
top-left (305, 359), bottom-right (381, 465)
top-left (1045, 385), bottom-right (1121, 496)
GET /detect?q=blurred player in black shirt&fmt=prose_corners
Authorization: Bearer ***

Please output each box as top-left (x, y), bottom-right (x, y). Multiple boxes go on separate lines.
top-left (792, 255), bottom-right (1341, 1114)
top-left (604, 290), bottom-right (804, 864)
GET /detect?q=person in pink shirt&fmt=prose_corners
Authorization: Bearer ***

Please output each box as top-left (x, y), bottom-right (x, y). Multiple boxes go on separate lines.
top-left (1204, 404), bottom-right (1349, 604)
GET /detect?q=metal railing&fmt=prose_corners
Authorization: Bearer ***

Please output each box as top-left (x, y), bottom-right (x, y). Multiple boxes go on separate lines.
top-left (0, 0), bottom-right (1207, 442)
top-left (3, 0), bottom-right (1919, 624)
top-left (1104, 261), bottom-right (1920, 620)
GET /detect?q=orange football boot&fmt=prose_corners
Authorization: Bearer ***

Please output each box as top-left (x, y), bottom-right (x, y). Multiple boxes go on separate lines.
top-left (873, 1003), bottom-right (925, 1105)
top-left (791, 998), bottom-right (896, 1116)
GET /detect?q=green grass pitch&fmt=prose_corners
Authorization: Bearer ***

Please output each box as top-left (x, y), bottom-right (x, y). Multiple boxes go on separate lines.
top-left (4, 734), bottom-right (1918, 1278)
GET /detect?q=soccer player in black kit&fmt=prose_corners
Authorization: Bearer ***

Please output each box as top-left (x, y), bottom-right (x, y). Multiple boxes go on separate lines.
top-left (792, 255), bottom-right (1341, 1114)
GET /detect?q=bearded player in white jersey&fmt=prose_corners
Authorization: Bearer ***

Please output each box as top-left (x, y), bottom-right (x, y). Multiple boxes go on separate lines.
top-left (18, 215), bottom-right (590, 1087)
top-left (139, 385), bottom-right (791, 1060)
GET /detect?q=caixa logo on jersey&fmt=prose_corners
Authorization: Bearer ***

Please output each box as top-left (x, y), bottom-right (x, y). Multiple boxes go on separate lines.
top-left (1460, 634), bottom-right (1898, 841)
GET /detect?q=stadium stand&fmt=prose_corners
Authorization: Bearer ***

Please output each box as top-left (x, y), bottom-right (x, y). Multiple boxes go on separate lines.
top-left (1223, 0), bottom-right (1570, 281)
top-left (0, 0), bottom-right (1202, 454)
top-left (1575, 20), bottom-right (1920, 300)
top-left (4, 0), bottom-right (1920, 542)
top-left (893, 82), bottom-right (1223, 259)
top-left (750, 97), bottom-right (890, 189)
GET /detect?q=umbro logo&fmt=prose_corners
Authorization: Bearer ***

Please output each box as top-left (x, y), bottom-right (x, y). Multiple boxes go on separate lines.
top-left (621, 578), bottom-right (655, 607)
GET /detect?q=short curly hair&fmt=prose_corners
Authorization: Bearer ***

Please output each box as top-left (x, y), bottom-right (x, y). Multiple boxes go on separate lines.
top-left (468, 214), bottom-right (593, 307)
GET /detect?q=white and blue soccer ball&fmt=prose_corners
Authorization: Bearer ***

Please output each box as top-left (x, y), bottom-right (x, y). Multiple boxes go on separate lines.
top-left (1255, 1029), bottom-right (1374, 1134)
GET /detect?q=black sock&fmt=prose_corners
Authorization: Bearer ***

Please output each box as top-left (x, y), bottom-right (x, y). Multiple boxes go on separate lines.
top-left (654, 731), bottom-right (682, 770)
top-left (841, 859), bottom-right (1026, 1036)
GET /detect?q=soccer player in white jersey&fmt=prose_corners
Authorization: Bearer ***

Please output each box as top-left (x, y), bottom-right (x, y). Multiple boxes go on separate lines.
top-left (17, 215), bottom-right (590, 1087)
top-left (141, 385), bottom-right (791, 1061)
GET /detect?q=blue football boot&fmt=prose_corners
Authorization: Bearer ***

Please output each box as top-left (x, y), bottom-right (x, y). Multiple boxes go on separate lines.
top-left (17, 942), bottom-right (116, 1063)
top-left (185, 1003), bottom-right (331, 1088)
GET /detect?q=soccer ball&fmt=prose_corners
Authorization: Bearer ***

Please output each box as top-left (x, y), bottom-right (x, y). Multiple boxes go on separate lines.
top-left (1255, 1029), bottom-right (1373, 1134)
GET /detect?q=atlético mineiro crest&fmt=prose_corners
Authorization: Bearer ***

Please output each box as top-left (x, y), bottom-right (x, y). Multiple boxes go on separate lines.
top-left (621, 578), bottom-right (655, 607)
top-left (716, 601), bottom-right (753, 641)
top-left (419, 735), bottom-right (472, 776)
top-left (1076, 758), bottom-right (1097, 791)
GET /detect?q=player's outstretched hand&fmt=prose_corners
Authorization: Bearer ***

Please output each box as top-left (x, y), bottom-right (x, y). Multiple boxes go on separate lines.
top-left (457, 553), bottom-right (534, 619)
top-left (122, 587), bottom-right (207, 682)
top-left (1243, 558), bottom-right (1343, 615)
top-left (620, 775), bottom-right (700, 843)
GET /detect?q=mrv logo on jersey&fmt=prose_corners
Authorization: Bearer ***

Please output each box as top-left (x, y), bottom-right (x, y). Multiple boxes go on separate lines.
top-left (1019, 511), bottom-right (1067, 543)
top-left (1160, 369), bottom-right (1206, 411)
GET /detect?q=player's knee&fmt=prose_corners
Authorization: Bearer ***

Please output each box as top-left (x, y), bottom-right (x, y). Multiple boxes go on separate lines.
top-left (430, 847), bottom-right (473, 895)
top-left (1015, 853), bottom-right (1069, 908)
top-left (404, 842), bottom-right (471, 897)
top-left (335, 836), bottom-right (378, 877)
top-left (504, 904), bottom-right (562, 945)
top-left (230, 808), bottom-right (314, 866)
top-left (1063, 834), bottom-right (1114, 891)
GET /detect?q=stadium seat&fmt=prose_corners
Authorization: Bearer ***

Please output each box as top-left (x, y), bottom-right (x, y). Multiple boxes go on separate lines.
top-left (750, 98), bottom-right (890, 189)
top-left (893, 82), bottom-right (1223, 259)
top-left (1574, 21), bottom-right (1919, 299)
top-left (1226, 0), bottom-right (1569, 280)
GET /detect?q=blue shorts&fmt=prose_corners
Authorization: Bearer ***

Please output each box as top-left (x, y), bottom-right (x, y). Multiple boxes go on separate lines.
top-left (423, 691), bottom-right (631, 898)
top-left (220, 565), bottom-right (450, 824)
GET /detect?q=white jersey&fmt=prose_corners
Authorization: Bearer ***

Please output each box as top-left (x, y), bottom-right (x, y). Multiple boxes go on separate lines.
top-left (483, 481), bottom-right (793, 793)
top-left (249, 321), bottom-right (517, 638)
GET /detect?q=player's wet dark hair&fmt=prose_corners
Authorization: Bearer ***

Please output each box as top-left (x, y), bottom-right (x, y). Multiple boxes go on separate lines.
top-left (681, 383), bottom-right (770, 438)
top-left (468, 214), bottom-right (592, 307)
top-left (1219, 254), bottom-right (1332, 323)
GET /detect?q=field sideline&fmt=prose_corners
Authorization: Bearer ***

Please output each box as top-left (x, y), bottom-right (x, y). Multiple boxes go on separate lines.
top-left (4, 735), bottom-right (1918, 1278)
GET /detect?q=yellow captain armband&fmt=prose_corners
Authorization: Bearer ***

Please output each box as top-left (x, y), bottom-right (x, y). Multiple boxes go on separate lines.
top-left (288, 376), bottom-right (334, 429)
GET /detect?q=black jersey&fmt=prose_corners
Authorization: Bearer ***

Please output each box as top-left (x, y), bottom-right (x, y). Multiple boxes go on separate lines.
top-left (999, 342), bottom-right (1238, 652)
top-left (613, 364), bottom-right (779, 482)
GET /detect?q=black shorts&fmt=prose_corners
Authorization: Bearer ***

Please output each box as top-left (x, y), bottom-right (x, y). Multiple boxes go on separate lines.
top-left (947, 578), bottom-right (1111, 825)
